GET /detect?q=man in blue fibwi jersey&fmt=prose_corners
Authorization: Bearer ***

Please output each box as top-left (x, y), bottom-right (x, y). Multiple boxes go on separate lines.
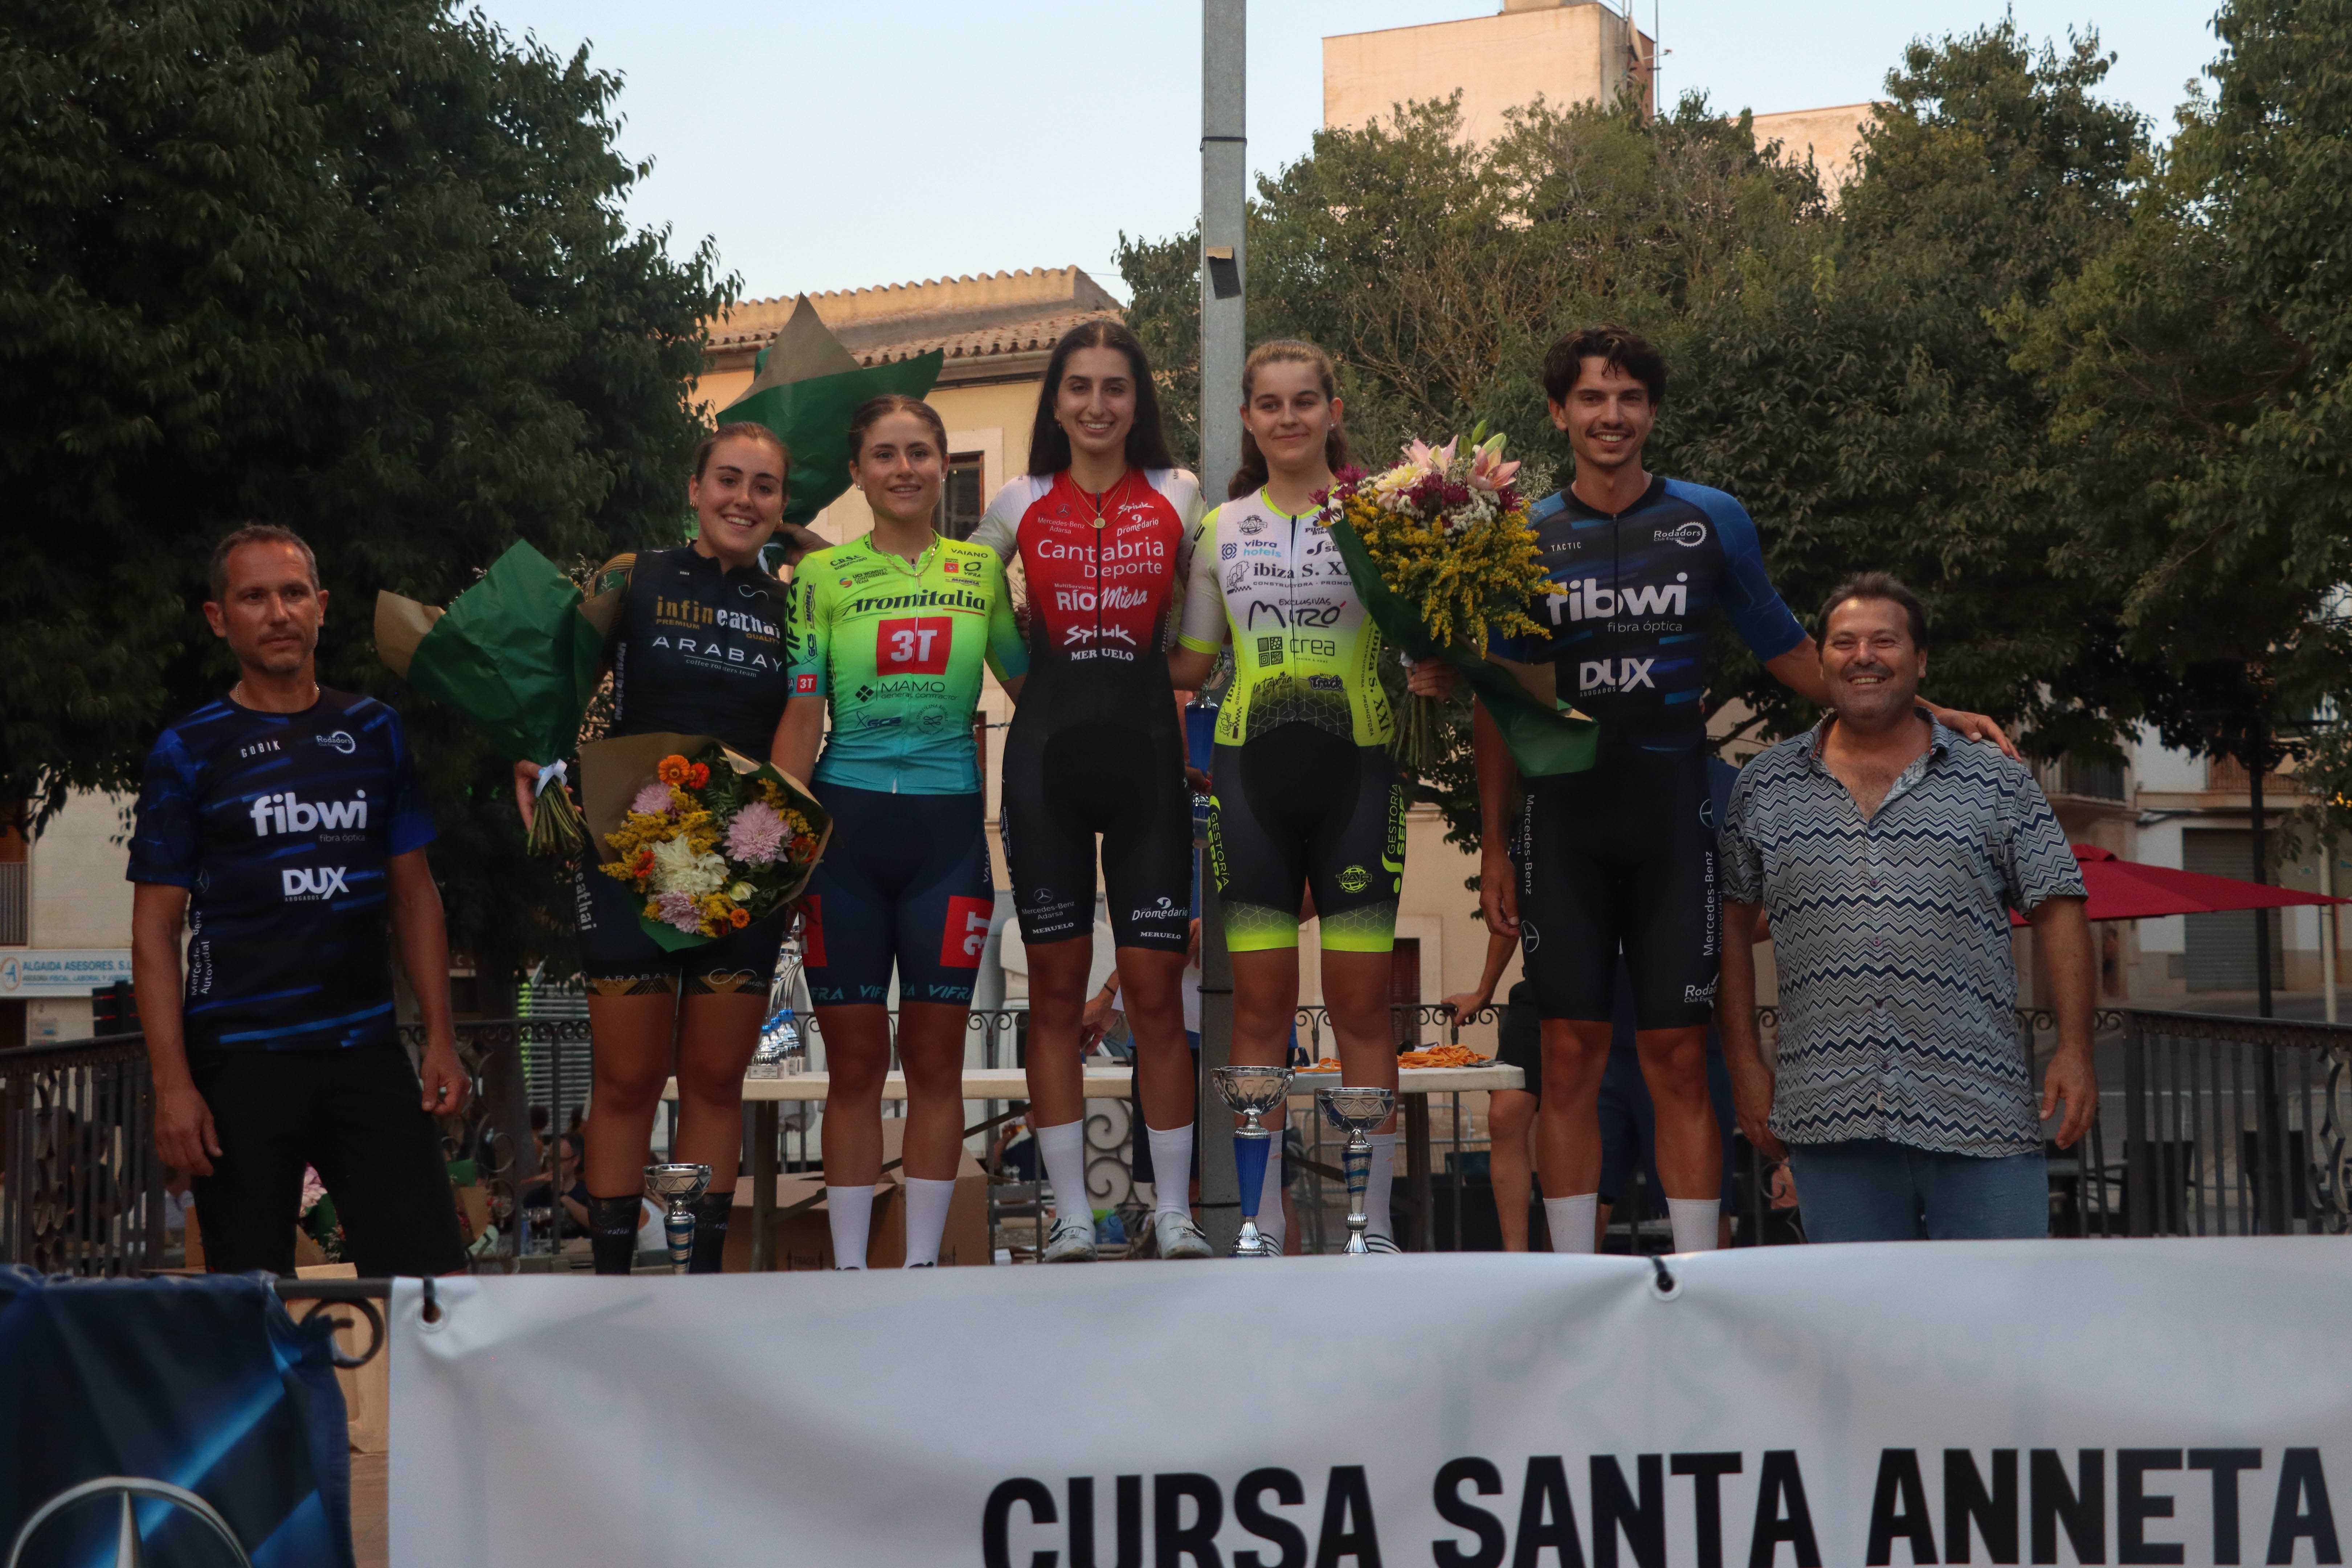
top-left (1475, 324), bottom-right (2016, 1256)
top-left (129, 526), bottom-right (470, 1277)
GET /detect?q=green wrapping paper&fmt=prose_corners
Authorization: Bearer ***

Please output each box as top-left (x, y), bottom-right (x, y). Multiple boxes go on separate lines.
top-left (1326, 513), bottom-right (1597, 777)
top-left (717, 295), bottom-right (946, 529)
top-left (375, 540), bottom-right (607, 850)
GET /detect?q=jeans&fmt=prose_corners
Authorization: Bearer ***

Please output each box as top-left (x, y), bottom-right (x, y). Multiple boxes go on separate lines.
top-left (1787, 1138), bottom-right (2049, 1242)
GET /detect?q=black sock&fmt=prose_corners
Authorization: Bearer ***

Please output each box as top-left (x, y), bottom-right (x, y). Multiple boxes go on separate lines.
top-left (688, 1190), bottom-right (734, 1274)
top-left (587, 1192), bottom-right (643, 1276)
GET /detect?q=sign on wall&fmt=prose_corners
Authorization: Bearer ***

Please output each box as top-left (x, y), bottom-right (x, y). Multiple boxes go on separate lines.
top-left (0, 949), bottom-right (132, 998)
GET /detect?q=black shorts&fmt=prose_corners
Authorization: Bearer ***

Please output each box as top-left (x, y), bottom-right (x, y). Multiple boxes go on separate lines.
top-left (1207, 725), bottom-right (1403, 954)
top-left (1492, 980), bottom-right (1542, 1100)
top-left (1518, 740), bottom-right (1718, 1029)
top-left (575, 864), bottom-right (788, 997)
top-left (999, 719), bottom-right (1192, 953)
top-left (188, 1045), bottom-right (467, 1277)
top-left (802, 784), bottom-right (992, 1006)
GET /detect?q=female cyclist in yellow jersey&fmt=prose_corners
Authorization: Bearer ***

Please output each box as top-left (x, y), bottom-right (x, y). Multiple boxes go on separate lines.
top-left (1169, 340), bottom-right (1453, 1253)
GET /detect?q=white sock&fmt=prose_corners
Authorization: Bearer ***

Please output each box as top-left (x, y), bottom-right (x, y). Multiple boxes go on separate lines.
top-left (826, 1185), bottom-right (873, 1269)
top-left (1036, 1119), bottom-right (1089, 1223)
top-left (1365, 1133), bottom-right (1400, 1242)
top-left (1147, 1123), bottom-right (1196, 1217)
top-left (1545, 1193), bottom-right (1599, 1254)
top-left (1255, 1141), bottom-right (1287, 1251)
top-left (1667, 1197), bottom-right (1721, 1253)
top-left (902, 1177), bottom-right (956, 1266)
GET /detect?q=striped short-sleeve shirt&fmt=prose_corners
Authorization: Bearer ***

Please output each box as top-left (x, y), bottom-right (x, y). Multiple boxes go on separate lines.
top-left (1720, 715), bottom-right (2086, 1156)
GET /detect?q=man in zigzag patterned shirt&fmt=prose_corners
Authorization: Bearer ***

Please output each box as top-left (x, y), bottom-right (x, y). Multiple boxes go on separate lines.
top-left (1717, 574), bottom-right (2096, 1242)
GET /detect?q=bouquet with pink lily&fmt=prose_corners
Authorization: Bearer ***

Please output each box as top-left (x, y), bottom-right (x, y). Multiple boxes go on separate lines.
top-left (1322, 425), bottom-right (1597, 775)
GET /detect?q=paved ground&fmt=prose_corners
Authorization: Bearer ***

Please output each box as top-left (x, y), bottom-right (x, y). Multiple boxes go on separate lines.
top-left (352, 1452), bottom-right (386, 1568)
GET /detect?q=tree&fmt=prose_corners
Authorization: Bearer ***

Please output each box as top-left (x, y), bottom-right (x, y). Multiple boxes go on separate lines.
top-left (1122, 25), bottom-right (2153, 866)
top-left (0, 0), bottom-right (730, 982)
top-left (2011, 0), bottom-right (2352, 787)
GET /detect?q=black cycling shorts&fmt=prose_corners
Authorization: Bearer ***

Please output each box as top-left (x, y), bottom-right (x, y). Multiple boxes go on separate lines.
top-left (802, 784), bottom-right (992, 1007)
top-left (1518, 740), bottom-right (1718, 1029)
top-left (1492, 979), bottom-right (1542, 1100)
top-left (575, 865), bottom-right (788, 998)
top-left (1207, 724), bottom-right (1403, 954)
top-left (999, 719), bottom-right (1191, 953)
top-left (187, 1045), bottom-right (468, 1277)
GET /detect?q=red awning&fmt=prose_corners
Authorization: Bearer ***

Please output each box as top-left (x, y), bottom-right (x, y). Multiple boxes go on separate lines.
top-left (2009, 844), bottom-right (2352, 924)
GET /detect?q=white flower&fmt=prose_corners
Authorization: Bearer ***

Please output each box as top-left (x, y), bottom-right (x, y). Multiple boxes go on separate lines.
top-left (728, 881), bottom-right (753, 902)
top-left (649, 834), bottom-right (729, 897)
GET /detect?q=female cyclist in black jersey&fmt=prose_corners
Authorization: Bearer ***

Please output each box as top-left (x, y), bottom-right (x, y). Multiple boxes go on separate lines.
top-left (513, 422), bottom-right (795, 1273)
top-left (1170, 340), bottom-right (1453, 1253)
top-left (773, 395), bottom-right (1026, 1268)
top-left (971, 322), bottom-right (1209, 1263)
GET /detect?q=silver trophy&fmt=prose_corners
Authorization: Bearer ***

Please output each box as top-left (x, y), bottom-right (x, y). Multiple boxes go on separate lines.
top-left (644, 1162), bottom-right (712, 1274)
top-left (1212, 1064), bottom-right (1295, 1257)
top-left (1315, 1086), bottom-right (1396, 1254)
top-left (748, 909), bottom-right (808, 1079)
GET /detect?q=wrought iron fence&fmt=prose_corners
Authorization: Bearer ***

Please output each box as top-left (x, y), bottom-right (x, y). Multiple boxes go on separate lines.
top-left (0, 1033), bottom-right (165, 1275)
top-left (9, 1004), bottom-right (2347, 1275)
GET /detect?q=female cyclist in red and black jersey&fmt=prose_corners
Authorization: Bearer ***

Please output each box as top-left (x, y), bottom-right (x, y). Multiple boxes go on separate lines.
top-left (971, 320), bottom-right (1209, 1262)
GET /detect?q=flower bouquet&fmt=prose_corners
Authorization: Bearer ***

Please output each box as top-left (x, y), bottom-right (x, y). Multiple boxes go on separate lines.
top-left (1321, 428), bottom-right (1597, 775)
top-left (580, 732), bottom-right (829, 950)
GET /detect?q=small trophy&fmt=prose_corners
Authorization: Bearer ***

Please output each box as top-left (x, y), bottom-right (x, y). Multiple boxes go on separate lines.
top-left (1212, 1064), bottom-right (1295, 1257)
top-left (644, 1162), bottom-right (712, 1275)
top-left (748, 910), bottom-right (807, 1079)
top-left (1315, 1086), bottom-right (1396, 1255)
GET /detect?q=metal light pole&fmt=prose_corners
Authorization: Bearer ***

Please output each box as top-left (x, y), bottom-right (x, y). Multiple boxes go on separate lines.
top-left (1194, 0), bottom-right (1247, 1253)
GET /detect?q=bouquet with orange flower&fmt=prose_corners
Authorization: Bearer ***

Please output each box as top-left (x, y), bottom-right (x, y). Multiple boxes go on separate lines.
top-left (581, 733), bottom-right (829, 950)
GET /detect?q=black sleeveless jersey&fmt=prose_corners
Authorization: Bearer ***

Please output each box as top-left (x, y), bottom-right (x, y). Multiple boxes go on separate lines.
top-left (601, 545), bottom-right (792, 759)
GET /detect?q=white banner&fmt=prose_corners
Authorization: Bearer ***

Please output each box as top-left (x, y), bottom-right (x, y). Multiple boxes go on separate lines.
top-left (391, 1242), bottom-right (2351, 1567)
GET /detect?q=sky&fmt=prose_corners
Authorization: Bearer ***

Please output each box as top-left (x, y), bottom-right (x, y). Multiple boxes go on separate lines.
top-left (466, 0), bottom-right (2228, 305)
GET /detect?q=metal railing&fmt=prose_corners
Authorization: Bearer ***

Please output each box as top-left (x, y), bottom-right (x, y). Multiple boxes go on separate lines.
top-left (0, 1033), bottom-right (165, 1274)
top-left (10, 1005), bottom-right (2348, 1275)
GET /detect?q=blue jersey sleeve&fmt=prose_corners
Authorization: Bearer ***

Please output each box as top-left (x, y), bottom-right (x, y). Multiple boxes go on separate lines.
top-left (1674, 482), bottom-right (1806, 662)
top-left (373, 704), bottom-right (436, 857)
top-left (125, 728), bottom-right (201, 887)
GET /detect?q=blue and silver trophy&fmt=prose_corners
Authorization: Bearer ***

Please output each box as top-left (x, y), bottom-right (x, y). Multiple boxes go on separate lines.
top-left (1316, 1086), bottom-right (1396, 1255)
top-left (1212, 1064), bottom-right (1294, 1257)
top-left (643, 1163), bottom-right (712, 1274)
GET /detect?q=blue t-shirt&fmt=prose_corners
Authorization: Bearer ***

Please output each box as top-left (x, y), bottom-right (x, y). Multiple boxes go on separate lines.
top-left (1494, 475), bottom-right (1806, 748)
top-left (126, 690), bottom-right (435, 1053)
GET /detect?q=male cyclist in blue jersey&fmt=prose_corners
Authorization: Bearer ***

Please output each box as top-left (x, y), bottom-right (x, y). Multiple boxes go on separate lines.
top-left (1475, 324), bottom-right (2014, 1255)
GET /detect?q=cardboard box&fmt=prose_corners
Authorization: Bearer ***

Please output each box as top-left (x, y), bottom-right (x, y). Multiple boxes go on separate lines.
top-left (723, 1174), bottom-right (899, 1272)
top-left (295, 1263), bottom-right (388, 1454)
top-left (721, 1118), bottom-right (987, 1269)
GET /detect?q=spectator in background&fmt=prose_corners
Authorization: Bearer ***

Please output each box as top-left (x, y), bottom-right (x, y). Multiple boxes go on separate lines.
top-left (1444, 930), bottom-right (1539, 1251)
top-left (129, 525), bottom-right (470, 1277)
top-left (1719, 574), bottom-right (2096, 1242)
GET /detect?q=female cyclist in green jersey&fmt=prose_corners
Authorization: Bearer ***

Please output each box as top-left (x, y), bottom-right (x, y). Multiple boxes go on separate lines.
top-left (1170, 340), bottom-right (1453, 1253)
top-left (773, 395), bottom-right (1026, 1268)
